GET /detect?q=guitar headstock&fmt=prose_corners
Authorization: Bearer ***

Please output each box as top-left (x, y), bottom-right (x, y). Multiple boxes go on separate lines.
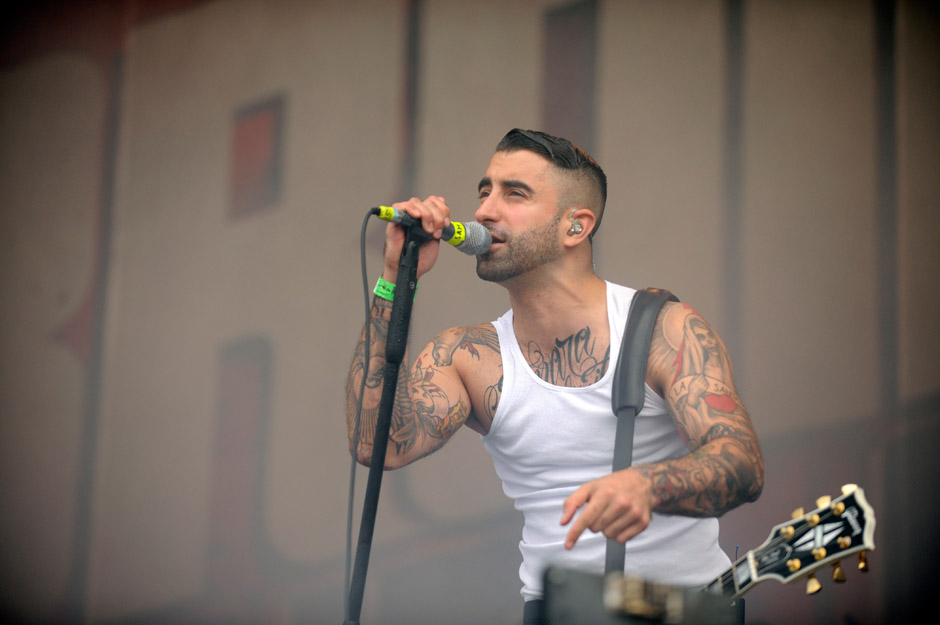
top-left (752, 484), bottom-right (876, 594)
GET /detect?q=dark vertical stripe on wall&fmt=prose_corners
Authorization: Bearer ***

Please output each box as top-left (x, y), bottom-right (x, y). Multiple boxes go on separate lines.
top-left (207, 337), bottom-right (273, 619)
top-left (875, 0), bottom-right (899, 417)
top-left (398, 0), bottom-right (422, 199)
top-left (542, 0), bottom-right (597, 154)
top-left (722, 0), bottom-right (745, 365)
top-left (875, 0), bottom-right (906, 621)
top-left (65, 51), bottom-right (123, 625)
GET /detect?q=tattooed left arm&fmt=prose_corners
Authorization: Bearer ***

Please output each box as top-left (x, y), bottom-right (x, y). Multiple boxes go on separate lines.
top-left (639, 302), bottom-right (763, 516)
top-left (561, 302), bottom-right (763, 548)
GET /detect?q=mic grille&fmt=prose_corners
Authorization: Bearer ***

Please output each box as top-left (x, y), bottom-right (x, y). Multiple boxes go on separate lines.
top-left (454, 222), bottom-right (492, 255)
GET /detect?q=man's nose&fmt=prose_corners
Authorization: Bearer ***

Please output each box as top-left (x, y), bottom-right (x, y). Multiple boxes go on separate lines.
top-left (474, 194), bottom-right (498, 224)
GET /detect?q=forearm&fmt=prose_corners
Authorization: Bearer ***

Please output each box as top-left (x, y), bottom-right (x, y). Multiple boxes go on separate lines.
top-left (560, 427), bottom-right (762, 548)
top-left (345, 296), bottom-right (412, 467)
top-left (346, 197), bottom-right (456, 467)
top-left (635, 428), bottom-right (763, 517)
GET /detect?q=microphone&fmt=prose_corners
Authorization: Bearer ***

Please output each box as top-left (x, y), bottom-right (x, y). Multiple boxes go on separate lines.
top-left (377, 206), bottom-right (492, 255)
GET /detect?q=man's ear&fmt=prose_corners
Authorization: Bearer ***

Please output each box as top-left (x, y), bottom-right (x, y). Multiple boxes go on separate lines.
top-left (563, 207), bottom-right (596, 246)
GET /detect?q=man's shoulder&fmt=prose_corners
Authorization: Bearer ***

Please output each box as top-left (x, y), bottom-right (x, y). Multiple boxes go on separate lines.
top-left (435, 323), bottom-right (503, 432)
top-left (457, 322), bottom-right (501, 350)
top-left (428, 322), bottom-right (501, 367)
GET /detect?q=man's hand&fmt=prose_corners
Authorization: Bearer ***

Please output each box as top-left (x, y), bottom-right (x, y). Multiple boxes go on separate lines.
top-left (383, 195), bottom-right (451, 282)
top-left (560, 468), bottom-right (657, 549)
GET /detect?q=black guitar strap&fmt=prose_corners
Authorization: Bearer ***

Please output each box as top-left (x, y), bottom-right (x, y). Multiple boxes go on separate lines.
top-left (605, 287), bottom-right (679, 575)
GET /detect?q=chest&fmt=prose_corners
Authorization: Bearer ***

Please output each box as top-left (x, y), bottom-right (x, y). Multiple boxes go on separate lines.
top-left (462, 325), bottom-right (612, 435)
top-left (516, 327), bottom-right (611, 389)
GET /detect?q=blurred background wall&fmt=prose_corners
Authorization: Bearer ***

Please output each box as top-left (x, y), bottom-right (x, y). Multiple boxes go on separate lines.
top-left (1, 1), bottom-right (937, 623)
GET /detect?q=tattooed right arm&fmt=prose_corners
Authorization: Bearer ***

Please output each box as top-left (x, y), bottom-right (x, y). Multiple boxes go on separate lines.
top-left (345, 296), bottom-right (477, 469)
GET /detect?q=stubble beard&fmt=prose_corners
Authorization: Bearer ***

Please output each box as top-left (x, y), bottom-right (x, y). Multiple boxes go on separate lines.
top-left (475, 212), bottom-right (563, 283)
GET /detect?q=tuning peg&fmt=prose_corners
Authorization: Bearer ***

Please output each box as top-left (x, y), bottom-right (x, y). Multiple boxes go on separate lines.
top-left (816, 495), bottom-right (831, 508)
top-left (858, 550), bottom-right (869, 572)
top-left (812, 547), bottom-right (827, 561)
top-left (841, 483), bottom-right (858, 495)
top-left (806, 573), bottom-right (822, 595)
top-left (787, 559), bottom-right (802, 573)
top-left (807, 513), bottom-right (821, 527)
top-left (832, 562), bottom-right (847, 583)
top-left (831, 501), bottom-right (846, 515)
top-left (838, 536), bottom-right (852, 549)
top-left (781, 525), bottom-right (795, 539)
top-left (792, 507), bottom-right (805, 519)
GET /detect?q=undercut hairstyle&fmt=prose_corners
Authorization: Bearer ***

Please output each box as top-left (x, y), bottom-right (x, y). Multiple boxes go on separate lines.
top-left (495, 128), bottom-right (608, 238)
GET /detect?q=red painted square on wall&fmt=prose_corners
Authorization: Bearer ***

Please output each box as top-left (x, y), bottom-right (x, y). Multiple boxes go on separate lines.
top-left (230, 95), bottom-right (284, 218)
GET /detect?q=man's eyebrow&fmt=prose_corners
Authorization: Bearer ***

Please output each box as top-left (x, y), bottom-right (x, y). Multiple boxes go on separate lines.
top-left (503, 179), bottom-right (533, 193)
top-left (477, 177), bottom-right (534, 194)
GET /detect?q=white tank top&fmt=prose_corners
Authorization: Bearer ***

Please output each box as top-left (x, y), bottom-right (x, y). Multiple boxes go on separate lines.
top-left (481, 282), bottom-right (730, 601)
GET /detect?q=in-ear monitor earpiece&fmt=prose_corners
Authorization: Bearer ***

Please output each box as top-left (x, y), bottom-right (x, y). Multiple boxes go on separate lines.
top-left (567, 209), bottom-right (583, 235)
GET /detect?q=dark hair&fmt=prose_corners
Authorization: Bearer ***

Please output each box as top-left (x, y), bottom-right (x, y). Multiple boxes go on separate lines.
top-left (496, 129), bottom-right (607, 236)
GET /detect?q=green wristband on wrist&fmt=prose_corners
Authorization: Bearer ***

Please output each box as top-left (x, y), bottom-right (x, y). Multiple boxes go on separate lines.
top-left (374, 276), bottom-right (397, 301)
top-left (374, 276), bottom-right (417, 301)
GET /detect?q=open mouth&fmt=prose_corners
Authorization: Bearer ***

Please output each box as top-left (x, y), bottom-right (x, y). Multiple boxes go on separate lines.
top-left (486, 230), bottom-right (506, 246)
top-left (486, 238), bottom-right (505, 253)
top-left (478, 226), bottom-right (505, 255)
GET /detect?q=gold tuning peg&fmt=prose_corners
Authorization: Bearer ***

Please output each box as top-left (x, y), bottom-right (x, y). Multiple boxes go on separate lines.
top-left (816, 495), bottom-right (831, 508)
top-left (858, 550), bottom-right (870, 572)
top-left (806, 573), bottom-right (822, 595)
top-left (841, 483), bottom-right (858, 495)
top-left (792, 507), bottom-right (805, 519)
top-left (832, 562), bottom-right (846, 583)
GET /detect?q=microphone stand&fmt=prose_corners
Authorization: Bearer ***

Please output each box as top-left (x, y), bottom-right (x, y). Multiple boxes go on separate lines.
top-left (345, 224), bottom-right (429, 625)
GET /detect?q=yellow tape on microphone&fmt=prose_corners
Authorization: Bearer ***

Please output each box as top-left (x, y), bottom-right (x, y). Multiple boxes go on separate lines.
top-left (446, 221), bottom-right (466, 247)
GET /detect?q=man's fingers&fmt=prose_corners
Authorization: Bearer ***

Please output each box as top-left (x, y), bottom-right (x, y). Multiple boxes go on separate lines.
top-left (613, 507), bottom-right (652, 544)
top-left (597, 509), bottom-right (631, 539)
top-left (394, 196), bottom-right (450, 237)
top-left (411, 195), bottom-right (449, 236)
top-left (561, 486), bottom-right (592, 549)
top-left (616, 524), bottom-right (642, 545)
top-left (563, 486), bottom-right (605, 549)
top-left (560, 470), bottom-right (656, 550)
top-left (560, 485), bottom-right (590, 526)
top-left (564, 514), bottom-right (590, 550)
top-left (427, 196), bottom-right (451, 238)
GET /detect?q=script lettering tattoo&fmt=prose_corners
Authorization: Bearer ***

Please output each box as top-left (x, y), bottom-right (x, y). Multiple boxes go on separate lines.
top-left (524, 326), bottom-right (610, 387)
top-left (483, 373), bottom-right (503, 420)
top-left (638, 303), bottom-right (763, 517)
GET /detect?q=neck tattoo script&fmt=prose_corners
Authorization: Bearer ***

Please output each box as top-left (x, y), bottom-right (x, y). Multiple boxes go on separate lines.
top-left (524, 326), bottom-right (610, 387)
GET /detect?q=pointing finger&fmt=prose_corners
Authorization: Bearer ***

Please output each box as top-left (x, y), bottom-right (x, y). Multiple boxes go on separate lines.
top-left (560, 483), bottom-right (592, 526)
